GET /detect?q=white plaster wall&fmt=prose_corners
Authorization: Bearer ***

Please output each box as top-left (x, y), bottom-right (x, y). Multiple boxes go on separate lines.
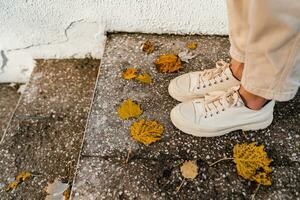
top-left (0, 0), bottom-right (228, 83)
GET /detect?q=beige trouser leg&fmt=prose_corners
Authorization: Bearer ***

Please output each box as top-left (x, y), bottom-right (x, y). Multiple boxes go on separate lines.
top-left (227, 0), bottom-right (300, 101)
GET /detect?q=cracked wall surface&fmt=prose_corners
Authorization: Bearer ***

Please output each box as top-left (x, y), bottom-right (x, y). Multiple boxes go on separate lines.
top-left (0, 0), bottom-right (227, 83)
top-left (0, 20), bottom-right (106, 83)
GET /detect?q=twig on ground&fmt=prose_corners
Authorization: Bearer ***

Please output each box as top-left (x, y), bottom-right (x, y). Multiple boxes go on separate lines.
top-left (209, 157), bottom-right (234, 167)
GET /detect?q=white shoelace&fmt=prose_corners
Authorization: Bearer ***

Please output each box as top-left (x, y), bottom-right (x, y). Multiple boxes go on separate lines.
top-left (198, 60), bottom-right (230, 88)
top-left (194, 87), bottom-right (242, 118)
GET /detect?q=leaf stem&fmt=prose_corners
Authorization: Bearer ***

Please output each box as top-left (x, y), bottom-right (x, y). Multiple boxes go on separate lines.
top-left (251, 184), bottom-right (261, 200)
top-left (176, 178), bottom-right (185, 193)
top-left (209, 157), bottom-right (234, 167)
top-left (242, 131), bottom-right (248, 140)
top-left (124, 146), bottom-right (132, 164)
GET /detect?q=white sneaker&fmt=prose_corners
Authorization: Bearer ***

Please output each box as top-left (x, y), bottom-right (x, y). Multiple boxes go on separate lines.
top-left (168, 60), bottom-right (240, 102)
top-left (170, 86), bottom-right (275, 137)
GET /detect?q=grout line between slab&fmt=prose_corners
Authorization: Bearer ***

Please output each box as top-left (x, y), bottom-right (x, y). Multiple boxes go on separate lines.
top-left (0, 83), bottom-right (28, 144)
top-left (70, 37), bottom-right (108, 199)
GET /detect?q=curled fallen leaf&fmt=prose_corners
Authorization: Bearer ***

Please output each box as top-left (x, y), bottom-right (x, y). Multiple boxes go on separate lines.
top-left (233, 142), bottom-right (272, 185)
top-left (142, 40), bottom-right (155, 54)
top-left (63, 185), bottom-right (71, 200)
top-left (187, 41), bottom-right (198, 50)
top-left (45, 179), bottom-right (70, 200)
top-left (136, 73), bottom-right (152, 84)
top-left (130, 119), bottom-right (164, 145)
top-left (6, 171), bottom-right (32, 192)
top-left (117, 99), bottom-right (143, 120)
top-left (178, 50), bottom-right (197, 63)
top-left (180, 160), bottom-right (198, 180)
top-left (6, 181), bottom-right (19, 192)
top-left (154, 54), bottom-right (182, 73)
top-left (16, 171), bottom-right (31, 182)
top-left (122, 68), bottom-right (137, 80)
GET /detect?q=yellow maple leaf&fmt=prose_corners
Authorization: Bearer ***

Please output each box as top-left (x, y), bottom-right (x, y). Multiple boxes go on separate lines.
top-left (180, 160), bottom-right (198, 180)
top-left (117, 99), bottom-right (143, 120)
top-left (252, 172), bottom-right (272, 186)
top-left (187, 41), bottom-right (198, 50)
top-left (142, 40), bottom-right (155, 54)
top-left (130, 119), bottom-right (164, 145)
top-left (6, 171), bottom-right (32, 192)
top-left (233, 142), bottom-right (272, 185)
top-left (154, 54), bottom-right (182, 73)
top-left (122, 68), bottom-right (137, 80)
top-left (136, 73), bottom-right (152, 84)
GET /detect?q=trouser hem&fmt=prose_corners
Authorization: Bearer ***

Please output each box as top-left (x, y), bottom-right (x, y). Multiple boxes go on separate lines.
top-left (230, 47), bottom-right (246, 63)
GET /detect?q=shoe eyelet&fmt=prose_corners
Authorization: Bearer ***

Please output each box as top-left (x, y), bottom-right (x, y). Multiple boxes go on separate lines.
top-left (226, 77), bottom-right (229, 80)
top-left (216, 112), bottom-right (219, 114)
top-left (208, 83), bottom-right (212, 86)
top-left (214, 81), bottom-right (217, 84)
top-left (203, 85), bottom-right (206, 88)
top-left (222, 108), bottom-right (225, 111)
top-left (210, 114), bottom-right (213, 117)
top-left (197, 86), bottom-right (200, 89)
top-left (204, 116), bottom-right (207, 118)
top-left (220, 80), bottom-right (223, 82)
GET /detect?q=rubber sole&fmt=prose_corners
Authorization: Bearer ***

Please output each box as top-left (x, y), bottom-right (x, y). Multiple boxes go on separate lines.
top-left (170, 109), bottom-right (273, 137)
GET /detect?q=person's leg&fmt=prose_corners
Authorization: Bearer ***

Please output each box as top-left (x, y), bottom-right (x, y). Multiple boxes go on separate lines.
top-left (229, 59), bottom-right (244, 81)
top-left (241, 0), bottom-right (300, 102)
top-left (227, 0), bottom-right (268, 111)
top-left (226, 0), bottom-right (249, 64)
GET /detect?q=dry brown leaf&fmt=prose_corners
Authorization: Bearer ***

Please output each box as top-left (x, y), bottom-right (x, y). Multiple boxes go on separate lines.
top-left (233, 142), bottom-right (272, 185)
top-left (117, 99), bottom-right (143, 120)
top-left (130, 119), bottom-right (164, 145)
top-left (6, 171), bottom-right (32, 192)
top-left (122, 68), bottom-right (137, 80)
top-left (136, 73), bottom-right (152, 84)
top-left (180, 160), bottom-right (198, 180)
top-left (187, 41), bottom-right (198, 50)
top-left (63, 185), bottom-right (71, 200)
top-left (142, 40), bottom-right (155, 54)
top-left (154, 54), bottom-right (182, 73)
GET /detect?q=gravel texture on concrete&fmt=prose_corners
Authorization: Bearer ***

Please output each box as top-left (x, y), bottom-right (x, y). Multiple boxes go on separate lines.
top-left (0, 59), bottom-right (99, 199)
top-left (72, 33), bottom-right (300, 200)
top-left (0, 84), bottom-right (20, 139)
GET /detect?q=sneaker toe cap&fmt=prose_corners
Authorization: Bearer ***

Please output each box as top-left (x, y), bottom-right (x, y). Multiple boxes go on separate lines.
top-left (168, 74), bottom-right (191, 101)
top-left (171, 101), bottom-right (196, 124)
top-left (173, 74), bottom-right (190, 92)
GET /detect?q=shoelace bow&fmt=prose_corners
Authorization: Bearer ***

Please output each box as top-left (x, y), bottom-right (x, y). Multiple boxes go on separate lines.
top-left (198, 60), bottom-right (230, 88)
top-left (194, 88), bottom-right (241, 118)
